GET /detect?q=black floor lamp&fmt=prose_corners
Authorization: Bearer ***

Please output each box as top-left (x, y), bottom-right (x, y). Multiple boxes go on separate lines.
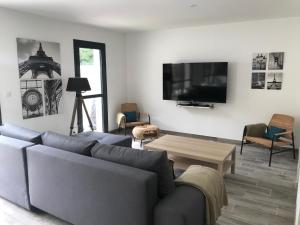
top-left (66, 77), bottom-right (94, 136)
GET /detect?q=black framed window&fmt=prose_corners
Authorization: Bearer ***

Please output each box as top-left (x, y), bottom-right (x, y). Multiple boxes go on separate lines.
top-left (73, 39), bottom-right (108, 133)
top-left (0, 104), bottom-right (2, 125)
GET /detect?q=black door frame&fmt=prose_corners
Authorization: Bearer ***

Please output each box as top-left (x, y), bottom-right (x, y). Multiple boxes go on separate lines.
top-left (73, 39), bottom-right (108, 133)
top-left (0, 105), bottom-right (2, 125)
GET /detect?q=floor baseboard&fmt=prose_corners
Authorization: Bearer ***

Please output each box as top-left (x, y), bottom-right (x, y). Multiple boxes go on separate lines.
top-left (160, 129), bottom-right (241, 145)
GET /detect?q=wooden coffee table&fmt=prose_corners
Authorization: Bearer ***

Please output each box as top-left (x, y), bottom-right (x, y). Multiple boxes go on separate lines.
top-left (144, 134), bottom-right (236, 176)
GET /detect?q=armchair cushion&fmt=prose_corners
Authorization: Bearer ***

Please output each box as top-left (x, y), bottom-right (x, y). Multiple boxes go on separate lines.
top-left (265, 126), bottom-right (286, 141)
top-left (124, 111), bottom-right (137, 122)
top-left (125, 121), bottom-right (148, 128)
top-left (245, 136), bottom-right (288, 148)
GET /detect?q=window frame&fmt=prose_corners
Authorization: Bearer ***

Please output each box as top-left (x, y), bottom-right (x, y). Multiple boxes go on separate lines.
top-left (73, 39), bottom-right (108, 133)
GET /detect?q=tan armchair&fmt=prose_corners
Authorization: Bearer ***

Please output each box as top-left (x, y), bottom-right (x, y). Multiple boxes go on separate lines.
top-left (240, 114), bottom-right (296, 166)
top-left (116, 103), bottom-right (150, 135)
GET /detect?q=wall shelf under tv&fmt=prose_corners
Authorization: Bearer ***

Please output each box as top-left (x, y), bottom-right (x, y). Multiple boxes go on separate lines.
top-left (176, 102), bottom-right (214, 109)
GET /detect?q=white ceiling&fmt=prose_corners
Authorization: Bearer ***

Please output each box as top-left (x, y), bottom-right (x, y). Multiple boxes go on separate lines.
top-left (1, 0), bottom-right (300, 32)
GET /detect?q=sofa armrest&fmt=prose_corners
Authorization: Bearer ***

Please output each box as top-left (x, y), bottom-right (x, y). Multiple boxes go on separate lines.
top-left (0, 123), bottom-right (42, 144)
top-left (243, 123), bottom-right (267, 138)
top-left (154, 185), bottom-right (206, 225)
top-left (0, 136), bottom-right (34, 210)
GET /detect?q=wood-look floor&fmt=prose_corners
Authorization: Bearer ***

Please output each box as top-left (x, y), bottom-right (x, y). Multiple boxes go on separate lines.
top-left (218, 144), bottom-right (297, 225)
top-left (0, 139), bottom-right (297, 225)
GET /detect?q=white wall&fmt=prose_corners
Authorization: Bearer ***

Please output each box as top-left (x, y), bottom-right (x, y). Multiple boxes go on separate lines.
top-left (126, 18), bottom-right (300, 145)
top-left (0, 8), bottom-right (126, 134)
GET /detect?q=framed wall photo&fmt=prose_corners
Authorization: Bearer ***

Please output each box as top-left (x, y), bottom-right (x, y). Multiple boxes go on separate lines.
top-left (268, 52), bottom-right (284, 70)
top-left (17, 38), bottom-right (61, 79)
top-left (251, 51), bottom-right (285, 91)
top-left (16, 38), bottom-right (63, 119)
top-left (44, 79), bottom-right (63, 115)
top-left (252, 53), bottom-right (267, 70)
top-left (20, 80), bottom-right (44, 119)
top-left (267, 72), bottom-right (283, 90)
top-left (251, 72), bottom-right (265, 89)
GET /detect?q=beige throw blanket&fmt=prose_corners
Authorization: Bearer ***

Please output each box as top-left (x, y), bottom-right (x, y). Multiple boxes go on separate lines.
top-left (175, 165), bottom-right (228, 225)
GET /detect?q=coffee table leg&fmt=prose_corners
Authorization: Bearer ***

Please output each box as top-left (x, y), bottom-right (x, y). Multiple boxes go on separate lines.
top-left (231, 148), bottom-right (236, 174)
top-left (217, 163), bottom-right (224, 177)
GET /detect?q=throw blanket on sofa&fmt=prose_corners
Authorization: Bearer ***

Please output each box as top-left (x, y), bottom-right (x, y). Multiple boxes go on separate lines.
top-left (175, 165), bottom-right (228, 225)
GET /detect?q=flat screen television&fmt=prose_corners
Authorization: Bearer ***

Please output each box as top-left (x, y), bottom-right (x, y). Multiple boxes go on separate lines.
top-left (163, 62), bottom-right (228, 103)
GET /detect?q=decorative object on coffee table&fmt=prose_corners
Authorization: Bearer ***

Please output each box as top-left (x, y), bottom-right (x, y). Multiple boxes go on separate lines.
top-left (240, 113), bottom-right (296, 166)
top-left (116, 103), bottom-right (150, 135)
top-left (66, 77), bottom-right (94, 135)
top-left (145, 134), bottom-right (236, 177)
top-left (132, 124), bottom-right (159, 147)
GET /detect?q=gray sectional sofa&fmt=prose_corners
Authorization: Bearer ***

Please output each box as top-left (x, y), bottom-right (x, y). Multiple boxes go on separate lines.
top-left (0, 123), bottom-right (206, 225)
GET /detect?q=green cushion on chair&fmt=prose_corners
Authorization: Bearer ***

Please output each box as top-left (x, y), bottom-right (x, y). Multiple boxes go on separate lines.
top-left (265, 126), bottom-right (286, 141)
top-left (124, 111), bottom-right (137, 122)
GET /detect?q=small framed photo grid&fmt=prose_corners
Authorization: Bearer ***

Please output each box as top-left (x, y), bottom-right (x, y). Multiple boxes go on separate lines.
top-left (251, 52), bottom-right (284, 90)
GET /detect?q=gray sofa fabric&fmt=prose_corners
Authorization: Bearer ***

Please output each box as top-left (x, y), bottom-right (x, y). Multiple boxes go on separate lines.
top-left (27, 145), bottom-right (157, 225)
top-left (0, 123), bottom-right (206, 225)
top-left (154, 185), bottom-right (206, 225)
top-left (0, 135), bottom-right (34, 210)
top-left (76, 131), bottom-right (132, 147)
top-left (0, 123), bottom-right (42, 144)
top-left (91, 143), bottom-right (175, 198)
top-left (41, 131), bottom-right (97, 156)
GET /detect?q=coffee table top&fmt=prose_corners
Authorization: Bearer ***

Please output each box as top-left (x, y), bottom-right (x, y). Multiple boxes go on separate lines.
top-left (144, 134), bottom-right (236, 164)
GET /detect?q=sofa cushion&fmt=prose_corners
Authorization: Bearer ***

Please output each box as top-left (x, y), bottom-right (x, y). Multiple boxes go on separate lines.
top-left (41, 131), bottom-right (96, 156)
top-left (0, 123), bottom-right (42, 144)
top-left (91, 143), bottom-right (175, 198)
top-left (76, 131), bottom-right (132, 147)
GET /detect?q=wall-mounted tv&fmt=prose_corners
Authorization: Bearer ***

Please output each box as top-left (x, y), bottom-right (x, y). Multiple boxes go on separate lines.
top-left (163, 62), bottom-right (228, 103)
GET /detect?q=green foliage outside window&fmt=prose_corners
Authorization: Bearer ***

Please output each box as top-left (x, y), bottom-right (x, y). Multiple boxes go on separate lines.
top-left (80, 48), bottom-right (93, 65)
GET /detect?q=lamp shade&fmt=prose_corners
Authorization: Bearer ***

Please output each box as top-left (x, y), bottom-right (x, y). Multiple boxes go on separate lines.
top-left (66, 77), bottom-right (91, 92)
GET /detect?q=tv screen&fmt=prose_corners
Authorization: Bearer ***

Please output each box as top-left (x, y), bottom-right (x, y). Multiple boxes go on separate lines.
top-left (163, 62), bottom-right (228, 103)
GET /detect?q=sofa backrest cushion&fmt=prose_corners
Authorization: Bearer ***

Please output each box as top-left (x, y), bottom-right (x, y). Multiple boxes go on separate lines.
top-left (41, 131), bottom-right (96, 156)
top-left (91, 143), bottom-right (175, 198)
top-left (0, 123), bottom-right (42, 144)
